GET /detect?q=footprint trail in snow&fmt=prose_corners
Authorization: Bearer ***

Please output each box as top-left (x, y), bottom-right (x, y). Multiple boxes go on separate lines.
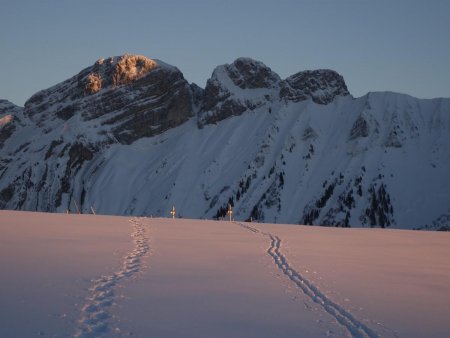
top-left (236, 222), bottom-right (385, 338)
top-left (74, 217), bottom-right (150, 338)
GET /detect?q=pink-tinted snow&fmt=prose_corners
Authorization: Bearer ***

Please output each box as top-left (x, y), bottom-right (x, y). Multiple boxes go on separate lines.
top-left (115, 218), bottom-right (338, 337)
top-left (1, 211), bottom-right (450, 337)
top-left (0, 211), bottom-right (132, 337)
top-left (257, 223), bottom-right (450, 337)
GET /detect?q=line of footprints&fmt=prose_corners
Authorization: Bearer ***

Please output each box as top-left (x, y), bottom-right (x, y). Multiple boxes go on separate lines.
top-left (74, 218), bottom-right (149, 338)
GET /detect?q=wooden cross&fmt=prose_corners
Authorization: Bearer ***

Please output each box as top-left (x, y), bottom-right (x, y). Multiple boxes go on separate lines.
top-left (227, 204), bottom-right (233, 222)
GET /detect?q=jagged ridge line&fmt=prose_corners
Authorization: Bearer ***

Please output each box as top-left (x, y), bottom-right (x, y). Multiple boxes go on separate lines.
top-left (235, 222), bottom-right (378, 338)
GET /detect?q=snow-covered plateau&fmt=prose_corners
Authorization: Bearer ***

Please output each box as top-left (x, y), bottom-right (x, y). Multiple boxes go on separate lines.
top-left (1, 54), bottom-right (450, 229)
top-left (1, 210), bottom-right (449, 337)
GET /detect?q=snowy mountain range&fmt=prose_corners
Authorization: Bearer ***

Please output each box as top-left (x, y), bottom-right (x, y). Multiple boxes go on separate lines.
top-left (1, 54), bottom-right (449, 230)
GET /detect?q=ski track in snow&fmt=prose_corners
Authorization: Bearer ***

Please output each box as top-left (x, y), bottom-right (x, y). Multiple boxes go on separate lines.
top-left (235, 222), bottom-right (381, 338)
top-left (74, 217), bottom-right (149, 338)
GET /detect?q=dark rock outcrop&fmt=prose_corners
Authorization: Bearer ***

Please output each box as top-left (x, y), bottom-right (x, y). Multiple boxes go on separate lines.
top-left (281, 69), bottom-right (350, 104)
top-left (199, 58), bottom-right (350, 127)
top-left (349, 116), bottom-right (369, 140)
top-left (24, 54), bottom-right (194, 144)
top-left (225, 57), bottom-right (281, 89)
top-left (198, 58), bottom-right (281, 126)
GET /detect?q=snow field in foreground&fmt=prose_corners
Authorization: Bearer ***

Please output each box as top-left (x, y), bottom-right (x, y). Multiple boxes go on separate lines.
top-left (1, 211), bottom-right (449, 337)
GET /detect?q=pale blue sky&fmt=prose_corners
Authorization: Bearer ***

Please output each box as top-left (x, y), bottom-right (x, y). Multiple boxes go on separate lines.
top-left (1, 0), bottom-right (449, 106)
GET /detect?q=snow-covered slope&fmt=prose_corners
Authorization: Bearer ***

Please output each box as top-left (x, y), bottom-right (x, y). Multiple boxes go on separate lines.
top-left (1, 211), bottom-right (450, 337)
top-left (1, 55), bottom-right (449, 229)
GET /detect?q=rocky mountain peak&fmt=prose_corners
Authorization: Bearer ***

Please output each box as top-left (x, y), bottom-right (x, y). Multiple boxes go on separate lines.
top-left (199, 59), bottom-right (351, 126)
top-left (198, 58), bottom-right (282, 126)
top-left (224, 57), bottom-right (281, 89)
top-left (281, 69), bottom-right (350, 104)
top-left (25, 54), bottom-right (163, 111)
top-left (22, 54), bottom-right (194, 144)
top-left (85, 54), bottom-right (158, 94)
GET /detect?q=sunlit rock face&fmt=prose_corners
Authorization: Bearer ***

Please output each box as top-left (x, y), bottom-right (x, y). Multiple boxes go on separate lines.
top-left (24, 54), bottom-right (194, 144)
top-left (84, 54), bottom-right (158, 94)
top-left (0, 100), bottom-right (23, 148)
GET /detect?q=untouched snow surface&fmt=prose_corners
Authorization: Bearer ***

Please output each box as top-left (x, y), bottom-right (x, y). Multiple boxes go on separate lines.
top-left (1, 211), bottom-right (449, 337)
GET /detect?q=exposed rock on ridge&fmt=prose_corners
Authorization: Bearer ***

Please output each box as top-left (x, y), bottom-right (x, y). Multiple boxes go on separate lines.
top-left (281, 69), bottom-right (349, 104)
top-left (0, 100), bottom-right (23, 148)
top-left (24, 54), bottom-right (194, 144)
top-left (199, 58), bottom-right (281, 126)
top-left (198, 58), bottom-right (350, 127)
top-left (226, 57), bottom-right (281, 89)
top-left (84, 55), bottom-right (158, 94)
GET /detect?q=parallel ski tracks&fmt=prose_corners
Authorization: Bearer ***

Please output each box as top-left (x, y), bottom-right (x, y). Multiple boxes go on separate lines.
top-left (236, 222), bottom-right (379, 338)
